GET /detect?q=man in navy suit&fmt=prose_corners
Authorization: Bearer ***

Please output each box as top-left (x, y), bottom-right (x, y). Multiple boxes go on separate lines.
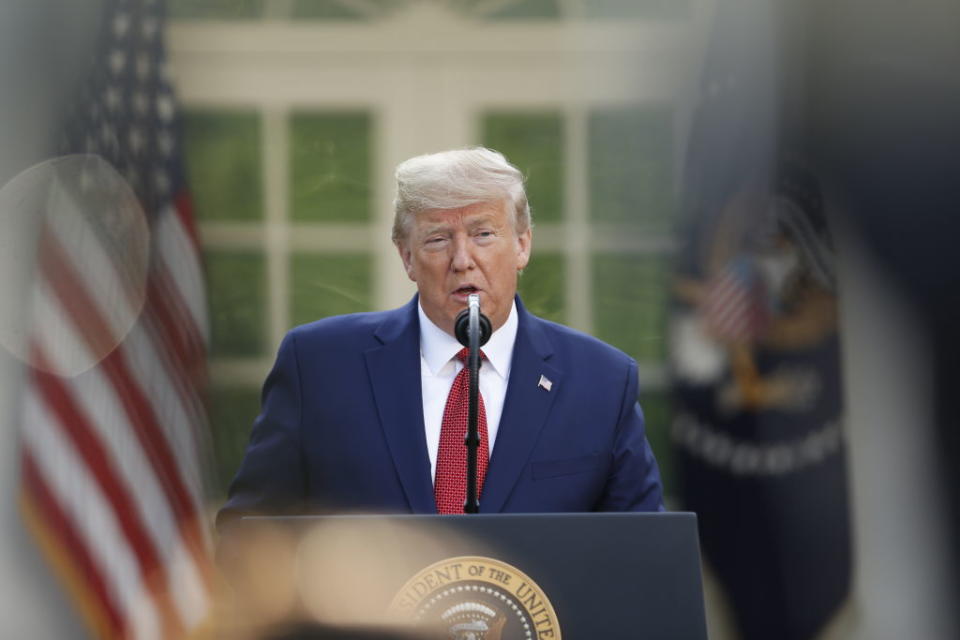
top-left (221, 148), bottom-right (663, 520)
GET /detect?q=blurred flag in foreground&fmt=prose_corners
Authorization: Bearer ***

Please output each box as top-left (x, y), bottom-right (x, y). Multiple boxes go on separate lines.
top-left (669, 1), bottom-right (852, 639)
top-left (15, 0), bottom-right (213, 638)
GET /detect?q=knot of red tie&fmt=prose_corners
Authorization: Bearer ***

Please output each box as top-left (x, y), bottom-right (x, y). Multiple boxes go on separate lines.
top-left (455, 347), bottom-right (486, 364)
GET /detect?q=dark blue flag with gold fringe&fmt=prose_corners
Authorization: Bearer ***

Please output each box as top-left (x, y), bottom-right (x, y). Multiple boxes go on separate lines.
top-left (669, 1), bottom-right (852, 638)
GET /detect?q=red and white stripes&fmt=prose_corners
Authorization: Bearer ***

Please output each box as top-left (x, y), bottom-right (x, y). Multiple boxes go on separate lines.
top-left (20, 191), bottom-right (212, 639)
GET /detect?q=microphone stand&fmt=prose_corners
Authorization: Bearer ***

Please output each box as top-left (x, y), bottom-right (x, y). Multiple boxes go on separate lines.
top-left (454, 293), bottom-right (491, 514)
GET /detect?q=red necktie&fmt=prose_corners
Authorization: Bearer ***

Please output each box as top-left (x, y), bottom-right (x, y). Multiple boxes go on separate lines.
top-left (434, 348), bottom-right (489, 514)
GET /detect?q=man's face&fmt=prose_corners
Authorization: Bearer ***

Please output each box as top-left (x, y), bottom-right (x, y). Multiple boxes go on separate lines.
top-left (396, 199), bottom-right (532, 336)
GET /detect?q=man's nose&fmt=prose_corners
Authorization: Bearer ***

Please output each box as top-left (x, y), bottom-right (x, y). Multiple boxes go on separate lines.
top-left (450, 236), bottom-right (475, 271)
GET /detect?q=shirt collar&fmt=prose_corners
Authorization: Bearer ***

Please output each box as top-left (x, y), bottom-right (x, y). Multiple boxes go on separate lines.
top-left (418, 300), bottom-right (518, 380)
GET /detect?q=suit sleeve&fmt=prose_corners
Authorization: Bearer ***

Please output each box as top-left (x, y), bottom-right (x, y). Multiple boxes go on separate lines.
top-left (595, 357), bottom-right (666, 512)
top-left (216, 331), bottom-right (307, 528)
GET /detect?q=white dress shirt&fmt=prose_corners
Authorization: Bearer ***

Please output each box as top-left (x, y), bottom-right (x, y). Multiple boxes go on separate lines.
top-left (419, 301), bottom-right (518, 483)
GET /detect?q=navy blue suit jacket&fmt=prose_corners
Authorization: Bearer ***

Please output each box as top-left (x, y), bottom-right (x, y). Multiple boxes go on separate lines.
top-left (220, 296), bottom-right (663, 520)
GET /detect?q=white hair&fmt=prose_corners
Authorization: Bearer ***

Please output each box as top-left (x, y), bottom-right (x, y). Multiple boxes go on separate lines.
top-left (392, 147), bottom-right (531, 243)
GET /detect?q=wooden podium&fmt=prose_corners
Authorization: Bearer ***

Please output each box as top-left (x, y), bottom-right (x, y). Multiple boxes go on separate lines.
top-left (220, 512), bottom-right (708, 639)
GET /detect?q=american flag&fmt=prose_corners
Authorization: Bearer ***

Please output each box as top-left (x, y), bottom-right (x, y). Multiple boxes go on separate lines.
top-left (18, 1), bottom-right (213, 638)
top-left (701, 257), bottom-right (770, 343)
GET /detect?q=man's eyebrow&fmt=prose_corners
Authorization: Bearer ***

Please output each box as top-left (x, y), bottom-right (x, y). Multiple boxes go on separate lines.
top-left (420, 215), bottom-right (498, 236)
top-left (464, 215), bottom-right (498, 228)
top-left (421, 223), bottom-right (451, 236)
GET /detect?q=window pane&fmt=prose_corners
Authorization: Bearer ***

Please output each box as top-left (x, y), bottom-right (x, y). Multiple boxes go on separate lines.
top-left (582, 0), bottom-right (692, 20)
top-left (291, 0), bottom-right (396, 19)
top-left (639, 390), bottom-right (675, 497)
top-left (472, 0), bottom-right (561, 20)
top-left (290, 112), bottom-right (371, 222)
top-left (206, 250), bottom-right (266, 357)
top-left (208, 386), bottom-right (262, 496)
top-left (588, 106), bottom-right (674, 230)
top-left (592, 253), bottom-right (667, 362)
top-left (518, 252), bottom-right (565, 324)
top-left (183, 109), bottom-right (262, 221)
top-left (170, 0), bottom-right (263, 19)
top-left (290, 253), bottom-right (372, 327)
top-left (482, 112), bottom-right (564, 223)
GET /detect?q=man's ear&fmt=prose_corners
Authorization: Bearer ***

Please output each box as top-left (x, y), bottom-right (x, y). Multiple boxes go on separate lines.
top-left (396, 240), bottom-right (416, 282)
top-left (516, 228), bottom-right (532, 271)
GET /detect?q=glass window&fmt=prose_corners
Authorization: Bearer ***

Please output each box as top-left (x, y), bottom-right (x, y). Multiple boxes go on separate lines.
top-left (482, 111), bottom-right (565, 224)
top-left (208, 386), bottom-right (262, 492)
top-left (518, 252), bottom-right (566, 324)
top-left (289, 253), bottom-right (372, 327)
top-left (169, 0), bottom-right (264, 21)
top-left (183, 109), bottom-right (263, 221)
top-left (289, 112), bottom-right (372, 223)
top-left (206, 250), bottom-right (266, 357)
top-left (592, 253), bottom-right (668, 363)
top-left (170, 0), bottom-right (693, 22)
top-left (588, 105), bottom-right (674, 230)
top-left (581, 0), bottom-right (691, 20)
top-left (473, 0), bottom-right (561, 20)
top-left (291, 0), bottom-right (397, 20)
top-left (639, 390), bottom-right (674, 493)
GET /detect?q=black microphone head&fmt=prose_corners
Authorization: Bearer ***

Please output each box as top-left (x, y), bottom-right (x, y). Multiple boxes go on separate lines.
top-left (454, 309), bottom-right (469, 346)
top-left (477, 313), bottom-right (492, 346)
top-left (454, 309), bottom-right (492, 347)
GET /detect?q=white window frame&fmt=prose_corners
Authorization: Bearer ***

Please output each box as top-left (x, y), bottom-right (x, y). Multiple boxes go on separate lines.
top-left (168, 4), bottom-right (712, 388)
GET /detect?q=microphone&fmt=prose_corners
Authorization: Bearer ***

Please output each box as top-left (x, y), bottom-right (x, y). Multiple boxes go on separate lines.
top-left (454, 297), bottom-right (492, 348)
top-left (453, 294), bottom-right (490, 514)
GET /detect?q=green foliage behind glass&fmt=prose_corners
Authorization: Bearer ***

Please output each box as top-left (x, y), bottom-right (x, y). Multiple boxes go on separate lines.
top-left (290, 112), bottom-right (371, 222)
top-left (639, 390), bottom-right (675, 496)
top-left (581, 0), bottom-right (691, 19)
top-left (473, 0), bottom-right (560, 19)
top-left (208, 386), bottom-right (262, 495)
top-left (290, 253), bottom-right (372, 327)
top-left (291, 0), bottom-right (397, 19)
top-left (169, 0), bottom-right (690, 21)
top-left (206, 250), bottom-right (266, 357)
top-left (592, 253), bottom-right (667, 363)
top-left (183, 110), bottom-right (262, 221)
top-left (518, 252), bottom-right (565, 324)
top-left (482, 111), bottom-right (564, 224)
top-left (169, 0), bottom-right (263, 19)
top-left (588, 106), bottom-right (674, 230)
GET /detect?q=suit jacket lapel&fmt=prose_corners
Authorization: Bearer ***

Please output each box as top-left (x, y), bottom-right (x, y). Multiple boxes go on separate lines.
top-left (480, 300), bottom-right (561, 513)
top-left (364, 297), bottom-right (436, 513)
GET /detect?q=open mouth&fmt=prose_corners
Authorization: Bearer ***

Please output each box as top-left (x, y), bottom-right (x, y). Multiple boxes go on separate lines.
top-left (453, 285), bottom-right (479, 296)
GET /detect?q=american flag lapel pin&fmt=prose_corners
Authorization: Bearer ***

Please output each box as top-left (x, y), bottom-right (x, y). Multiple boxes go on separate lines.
top-left (538, 374), bottom-right (553, 392)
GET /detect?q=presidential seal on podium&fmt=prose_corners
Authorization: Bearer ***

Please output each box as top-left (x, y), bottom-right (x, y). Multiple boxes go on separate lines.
top-left (389, 556), bottom-right (561, 640)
